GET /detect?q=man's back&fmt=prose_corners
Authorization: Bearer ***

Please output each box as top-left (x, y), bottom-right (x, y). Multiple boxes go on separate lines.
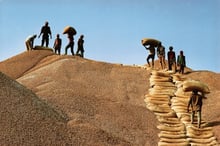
top-left (190, 94), bottom-right (203, 111)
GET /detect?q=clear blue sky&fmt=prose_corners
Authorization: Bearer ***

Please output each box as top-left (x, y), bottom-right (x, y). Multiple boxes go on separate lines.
top-left (0, 0), bottom-right (219, 72)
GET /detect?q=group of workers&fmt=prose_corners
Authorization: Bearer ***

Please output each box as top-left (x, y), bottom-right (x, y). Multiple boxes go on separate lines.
top-left (144, 42), bottom-right (186, 74)
top-left (25, 21), bottom-right (85, 57)
top-left (25, 27), bottom-right (204, 128)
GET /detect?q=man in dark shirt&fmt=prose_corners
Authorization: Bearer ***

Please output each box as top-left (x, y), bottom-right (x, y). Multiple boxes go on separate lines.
top-left (38, 21), bottom-right (52, 47)
top-left (76, 35), bottom-right (84, 57)
top-left (167, 46), bottom-right (176, 72)
top-left (53, 34), bottom-right (62, 55)
top-left (187, 90), bottom-right (203, 128)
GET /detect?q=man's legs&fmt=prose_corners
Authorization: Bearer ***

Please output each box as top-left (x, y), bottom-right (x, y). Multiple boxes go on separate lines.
top-left (70, 42), bottom-right (74, 55)
top-left (191, 111), bottom-right (195, 124)
top-left (41, 39), bottom-right (44, 47)
top-left (46, 38), bottom-right (49, 47)
top-left (168, 61), bottom-right (172, 70)
top-left (65, 44), bottom-right (70, 55)
top-left (152, 54), bottom-right (155, 68)
top-left (146, 55), bottom-right (151, 67)
top-left (197, 110), bottom-right (201, 128)
top-left (162, 56), bottom-right (166, 69)
top-left (26, 42), bottom-right (30, 51)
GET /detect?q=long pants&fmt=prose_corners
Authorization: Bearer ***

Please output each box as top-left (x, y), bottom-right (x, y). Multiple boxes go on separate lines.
top-left (191, 110), bottom-right (201, 128)
top-left (41, 37), bottom-right (49, 47)
top-left (65, 42), bottom-right (74, 55)
top-left (25, 41), bottom-right (33, 51)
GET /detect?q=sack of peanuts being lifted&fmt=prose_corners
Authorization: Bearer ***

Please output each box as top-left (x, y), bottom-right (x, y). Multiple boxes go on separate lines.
top-left (182, 80), bottom-right (210, 94)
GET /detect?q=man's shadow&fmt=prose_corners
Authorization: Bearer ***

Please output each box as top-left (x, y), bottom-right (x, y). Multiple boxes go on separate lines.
top-left (206, 121), bottom-right (220, 127)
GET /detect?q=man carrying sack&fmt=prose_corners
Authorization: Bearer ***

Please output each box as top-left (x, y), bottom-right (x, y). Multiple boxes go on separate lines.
top-left (187, 90), bottom-right (203, 128)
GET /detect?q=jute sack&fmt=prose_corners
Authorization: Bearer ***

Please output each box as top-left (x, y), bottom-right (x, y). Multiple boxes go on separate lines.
top-left (157, 124), bottom-right (185, 132)
top-left (34, 46), bottom-right (53, 52)
top-left (175, 87), bottom-right (191, 98)
top-left (187, 125), bottom-right (213, 132)
top-left (187, 131), bottom-right (214, 139)
top-left (158, 141), bottom-right (189, 146)
top-left (158, 132), bottom-right (186, 139)
top-left (182, 80), bottom-right (210, 93)
top-left (63, 26), bottom-right (77, 35)
top-left (159, 130), bottom-right (186, 135)
top-left (151, 70), bottom-right (171, 77)
top-left (187, 137), bottom-right (217, 144)
top-left (150, 75), bottom-right (172, 82)
top-left (155, 111), bottom-right (176, 117)
top-left (157, 117), bottom-right (180, 124)
top-left (150, 81), bottom-right (175, 87)
top-left (171, 97), bottom-right (189, 104)
top-left (154, 85), bottom-right (176, 90)
top-left (149, 88), bottom-right (175, 96)
top-left (190, 141), bottom-right (218, 146)
top-left (160, 137), bottom-right (188, 143)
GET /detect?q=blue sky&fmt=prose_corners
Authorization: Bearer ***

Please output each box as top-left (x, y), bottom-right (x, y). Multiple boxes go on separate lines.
top-left (0, 0), bottom-right (219, 72)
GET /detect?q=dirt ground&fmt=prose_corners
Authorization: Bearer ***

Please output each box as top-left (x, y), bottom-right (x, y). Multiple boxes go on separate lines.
top-left (0, 50), bottom-right (219, 145)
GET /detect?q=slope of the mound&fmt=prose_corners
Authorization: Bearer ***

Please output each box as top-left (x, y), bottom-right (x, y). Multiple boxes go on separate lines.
top-left (184, 71), bottom-right (220, 141)
top-left (0, 50), bottom-right (54, 79)
top-left (0, 72), bottom-right (68, 145)
top-left (15, 52), bottom-right (159, 145)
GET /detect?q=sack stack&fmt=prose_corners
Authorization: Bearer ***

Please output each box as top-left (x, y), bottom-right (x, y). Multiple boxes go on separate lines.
top-left (145, 71), bottom-right (189, 146)
top-left (144, 70), bottom-right (219, 146)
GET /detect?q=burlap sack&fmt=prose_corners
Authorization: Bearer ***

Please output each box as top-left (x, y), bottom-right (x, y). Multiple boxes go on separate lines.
top-left (182, 80), bottom-right (210, 93)
top-left (33, 46), bottom-right (53, 52)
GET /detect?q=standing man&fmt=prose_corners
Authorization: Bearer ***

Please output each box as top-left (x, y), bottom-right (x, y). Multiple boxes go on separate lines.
top-left (167, 46), bottom-right (176, 72)
top-left (65, 33), bottom-right (74, 55)
top-left (53, 34), bottom-right (62, 55)
top-left (187, 90), bottom-right (203, 128)
top-left (38, 21), bottom-right (52, 47)
top-left (25, 34), bottom-right (37, 51)
top-left (76, 35), bottom-right (85, 57)
top-left (144, 45), bottom-right (156, 68)
top-left (157, 42), bottom-right (166, 69)
top-left (177, 50), bottom-right (186, 74)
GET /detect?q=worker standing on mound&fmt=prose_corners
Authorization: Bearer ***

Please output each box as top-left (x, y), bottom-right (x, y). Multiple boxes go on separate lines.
top-left (76, 35), bottom-right (85, 57)
top-left (177, 50), bottom-right (186, 74)
top-left (167, 46), bottom-right (176, 72)
top-left (53, 34), bottom-right (62, 55)
top-left (187, 90), bottom-right (204, 128)
top-left (25, 34), bottom-right (37, 51)
top-left (38, 21), bottom-right (52, 47)
top-left (157, 42), bottom-right (166, 70)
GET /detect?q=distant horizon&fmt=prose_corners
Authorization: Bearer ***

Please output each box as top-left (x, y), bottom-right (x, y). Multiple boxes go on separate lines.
top-left (0, 0), bottom-right (219, 73)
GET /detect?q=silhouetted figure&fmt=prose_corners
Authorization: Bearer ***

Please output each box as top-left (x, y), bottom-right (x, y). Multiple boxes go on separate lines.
top-left (76, 35), bottom-right (84, 57)
top-left (38, 21), bottom-right (52, 47)
top-left (144, 45), bottom-right (155, 68)
top-left (65, 33), bottom-right (74, 55)
top-left (177, 50), bottom-right (186, 74)
top-left (167, 46), bottom-right (176, 72)
top-left (187, 90), bottom-right (203, 128)
top-left (25, 34), bottom-right (37, 51)
top-left (157, 42), bottom-right (166, 69)
top-left (53, 34), bottom-right (62, 55)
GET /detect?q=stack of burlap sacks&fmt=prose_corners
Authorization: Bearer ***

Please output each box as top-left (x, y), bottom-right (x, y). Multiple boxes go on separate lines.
top-left (145, 70), bottom-right (219, 146)
top-left (145, 71), bottom-right (189, 146)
